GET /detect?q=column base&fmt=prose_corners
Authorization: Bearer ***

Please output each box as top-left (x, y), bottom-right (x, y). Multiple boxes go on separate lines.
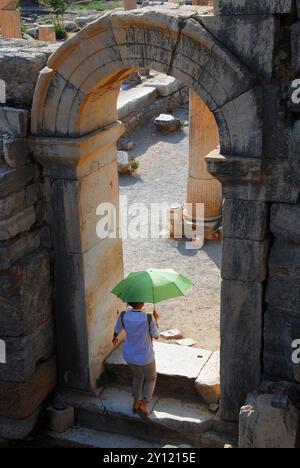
top-left (183, 208), bottom-right (222, 241)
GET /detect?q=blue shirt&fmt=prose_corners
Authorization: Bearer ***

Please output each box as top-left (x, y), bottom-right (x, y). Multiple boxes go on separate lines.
top-left (114, 309), bottom-right (160, 366)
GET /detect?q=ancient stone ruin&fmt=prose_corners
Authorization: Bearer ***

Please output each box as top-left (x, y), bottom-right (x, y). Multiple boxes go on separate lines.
top-left (0, 0), bottom-right (300, 448)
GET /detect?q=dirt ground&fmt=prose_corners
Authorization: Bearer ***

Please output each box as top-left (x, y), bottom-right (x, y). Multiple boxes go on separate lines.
top-left (119, 105), bottom-right (221, 351)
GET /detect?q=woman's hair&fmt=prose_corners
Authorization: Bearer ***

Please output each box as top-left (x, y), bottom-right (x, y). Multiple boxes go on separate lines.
top-left (128, 302), bottom-right (145, 309)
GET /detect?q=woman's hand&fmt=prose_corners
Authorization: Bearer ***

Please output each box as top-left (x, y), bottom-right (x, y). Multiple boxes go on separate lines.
top-left (153, 310), bottom-right (159, 321)
top-left (112, 335), bottom-right (119, 346)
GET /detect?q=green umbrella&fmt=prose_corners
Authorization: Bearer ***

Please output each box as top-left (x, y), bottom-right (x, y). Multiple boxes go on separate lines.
top-left (111, 268), bottom-right (193, 306)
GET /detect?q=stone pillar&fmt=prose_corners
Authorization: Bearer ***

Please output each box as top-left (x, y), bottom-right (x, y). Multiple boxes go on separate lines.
top-left (31, 122), bottom-right (125, 392)
top-left (124, 0), bottom-right (137, 10)
top-left (38, 25), bottom-right (56, 43)
top-left (184, 91), bottom-right (222, 239)
top-left (0, 0), bottom-right (22, 39)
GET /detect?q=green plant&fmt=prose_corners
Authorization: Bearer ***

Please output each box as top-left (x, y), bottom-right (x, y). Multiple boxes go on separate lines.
top-left (129, 157), bottom-right (140, 173)
top-left (54, 22), bottom-right (67, 39)
top-left (42, 0), bottom-right (68, 36)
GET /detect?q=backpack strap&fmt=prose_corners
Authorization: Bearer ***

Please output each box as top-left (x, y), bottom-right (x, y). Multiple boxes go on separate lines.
top-left (147, 314), bottom-right (152, 335)
top-left (120, 311), bottom-right (126, 329)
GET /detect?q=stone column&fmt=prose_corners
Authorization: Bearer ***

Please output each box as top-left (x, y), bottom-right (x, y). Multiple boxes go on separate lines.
top-left (184, 91), bottom-right (222, 239)
top-left (0, 0), bottom-right (22, 38)
top-left (31, 122), bottom-right (125, 392)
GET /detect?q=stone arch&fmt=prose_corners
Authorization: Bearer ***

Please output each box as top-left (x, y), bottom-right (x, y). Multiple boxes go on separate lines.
top-left (30, 5), bottom-right (264, 420)
top-left (31, 6), bottom-right (262, 157)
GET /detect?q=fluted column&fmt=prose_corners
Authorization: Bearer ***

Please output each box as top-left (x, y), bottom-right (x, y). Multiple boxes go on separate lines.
top-left (185, 90), bottom-right (222, 239)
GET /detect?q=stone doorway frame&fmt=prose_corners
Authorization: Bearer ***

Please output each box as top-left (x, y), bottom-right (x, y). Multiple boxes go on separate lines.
top-left (30, 7), bottom-right (264, 421)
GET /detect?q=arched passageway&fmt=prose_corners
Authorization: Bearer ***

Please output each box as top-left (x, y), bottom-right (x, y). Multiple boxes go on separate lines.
top-left (31, 5), bottom-right (263, 421)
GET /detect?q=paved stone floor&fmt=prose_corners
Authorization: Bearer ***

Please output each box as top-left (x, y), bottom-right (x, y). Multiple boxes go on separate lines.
top-left (119, 105), bottom-right (221, 351)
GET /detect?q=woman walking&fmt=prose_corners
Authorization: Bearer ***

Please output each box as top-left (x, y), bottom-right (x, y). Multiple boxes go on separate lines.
top-left (112, 302), bottom-right (160, 418)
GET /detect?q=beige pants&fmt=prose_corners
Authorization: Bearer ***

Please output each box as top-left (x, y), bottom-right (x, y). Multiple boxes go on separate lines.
top-left (128, 361), bottom-right (157, 402)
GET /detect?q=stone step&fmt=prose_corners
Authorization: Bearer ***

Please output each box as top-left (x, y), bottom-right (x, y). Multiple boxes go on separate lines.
top-left (48, 426), bottom-right (163, 449)
top-left (105, 341), bottom-right (213, 401)
top-left (56, 386), bottom-right (238, 448)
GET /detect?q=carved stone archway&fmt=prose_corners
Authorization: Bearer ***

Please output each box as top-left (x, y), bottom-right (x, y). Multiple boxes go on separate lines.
top-left (31, 5), bottom-right (263, 421)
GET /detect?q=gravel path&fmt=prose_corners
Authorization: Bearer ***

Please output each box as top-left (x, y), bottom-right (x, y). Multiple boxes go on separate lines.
top-left (119, 105), bottom-right (221, 351)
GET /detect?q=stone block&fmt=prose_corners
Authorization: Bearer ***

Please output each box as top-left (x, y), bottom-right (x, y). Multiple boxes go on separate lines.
top-left (0, 39), bottom-right (54, 108)
top-left (201, 15), bottom-right (277, 80)
top-left (0, 250), bottom-right (51, 336)
top-left (263, 307), bottom-right (300, 381)
top-left (0, 107), bottom-right (28, 137)
top-left (145, 75), bottom-right (180, 97)
top-left (53, 237), bottom-right (124, 390)
top-left (263, 85), bottom-right (290, 159)
top-left (0, 319), bottom-right (54, 382)
top-left (154, 114), bottom-right (182, 132)
top-left (266, 277), bottom-right (300, 315)
top-left (195, 351), bottom-right (220, 404)
top-left (0, 206), bottom-right (36, 241)
top-left (50, 160), bottom-right (119, 253)
top-left (0, 165), bottom-right (35, 198)
top-left (291, 23), bottom-right (300, 75)
top-left (213, 0), bottom-right (294, 15)
top-left (3, 137), bottom-right (30, 168)
top-left (0, 230), bottom-right (40, 270)
top-left (0, 357), bottom-right (56, 419)
top-left (220, 280), bottom-right (263, 421)
top-left (0, 0), bottom-right (17, 9)
top-left (269, 241), bottom-right (300, 283)
top-left (271, 203), bottom-right (300, 243)
top-left (117, 150), bottom-right (131, 174)
top-left (222, 199), bottom-right (268, 241)
top-left (48, 405), bottom-right (75, 433)
top-left (118, 86), bottom-right (157, 121)
top-left (0, 183), bottom-right (42, 221)
top-left (239, 394), bottom-right (299, 448)
top-left (0, 409), bottom-right (39, 440)
top-left (38, 25), bottom-right (56, 43)
top-left (0, 10), bottom-right (22, 39)
top-left (222, 238), bottom-right (269, 282)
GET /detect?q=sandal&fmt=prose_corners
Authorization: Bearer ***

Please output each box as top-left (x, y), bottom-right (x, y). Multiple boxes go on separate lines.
top-left (132, 399), bottom-right (142, 414)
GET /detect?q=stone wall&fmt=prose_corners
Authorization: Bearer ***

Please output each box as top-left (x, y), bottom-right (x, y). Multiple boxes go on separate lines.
top-left (1, 1), bottom-right (300, 445)
top-left (0, 40), bottom-right (56, 439)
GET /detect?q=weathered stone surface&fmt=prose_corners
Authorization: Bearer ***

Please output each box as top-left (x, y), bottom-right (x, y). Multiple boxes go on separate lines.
top-left (266, 277), bottom-right (300, 314)
top-left (213, 0), bottom-right (294, 15)
top-left (220, 280), bottom-right (263, 421)
top-left (118, 86), bottom-right (157, 121)
top-left (0, 38), bottom-right (56, 108)
top-left (201, 15), bottom-right (277, 80)
top-left (0, 107), bottom-right (28, 137)
top-left (0, 183), bottom-right (41, 220)
top-left (291, 23), bottom-right (300, 74)
top-left (195, 351), bottom-right (220, 404)
top-left (0, 319), bottom-right (54, 382)
top-left (269, 241), bottom-right (300, 283)
top-left (271, 203), bottom-right (300, 243)
top-left (106, 342), bottom-right (212, 400)
top-left (38, 25), bottom-right (56, 43)
top-left (263, 85), bottom-right (290, 159)
top-left (0, 358), bottom-right (56, 419)
top-left (154, 114), bottom-right (182, 132)
top-left (0, 165), bottom-right (35, 198)
top-left (0, 250), bottom-right (51, 336)
top-left (239, 394), bottom-right (299, 448)
top-left (3, 137), bottom-right (30, 167)
top-left (0, 230), bottom-right (40, 270)
top-left (0, 409), bottom-right (39, 440)
top-left (0, 206), bottom-right (36, 240)
top-left (263, 307), bottom-right (300, 381)
top-left (222, 199), bottom-right (268, 241)
top-left (145, 75), bottom-right (180, 97)
top-left (222, 238), bottom-right (269, 282)
top-left (117, 150), bottom-right (131, 174)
